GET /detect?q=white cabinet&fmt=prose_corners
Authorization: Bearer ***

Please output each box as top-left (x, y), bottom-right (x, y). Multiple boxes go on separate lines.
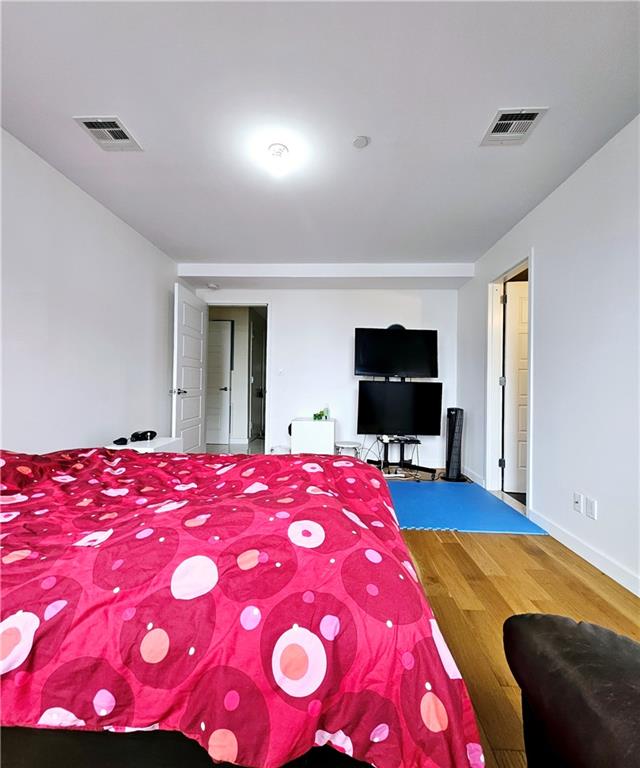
top-left (290, 418), bottom-right (335, 454)
top-left (105, 437), bottom-right (184, 454)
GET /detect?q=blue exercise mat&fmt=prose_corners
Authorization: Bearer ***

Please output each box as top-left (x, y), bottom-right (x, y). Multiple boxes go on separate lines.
top-left (388, 481), bottom-right (546, 535)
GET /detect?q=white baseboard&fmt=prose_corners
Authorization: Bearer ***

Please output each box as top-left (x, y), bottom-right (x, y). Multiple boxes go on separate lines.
top-left (528, 508), bottom-right (640, 597)
top-left (462, 466), bottom-right (484, 486)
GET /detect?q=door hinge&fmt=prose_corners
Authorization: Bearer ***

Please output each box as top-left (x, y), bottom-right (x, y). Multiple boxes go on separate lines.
top-left (500, 294), bottom-right (507, 305)
top-left (498, 458), bottom-right (506, 469)
top-left (498, 376), bottom-right (506, 387)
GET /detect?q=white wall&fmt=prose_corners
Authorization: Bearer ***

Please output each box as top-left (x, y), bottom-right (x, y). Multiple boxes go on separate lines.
top-left (208, 306), bottom-right (249, 443)
top-left (458, 116), bottom-right (640, 594)
top-left (197, 289), bottom-right (458, 468)
top-left (1, 131), bottom-right (177, 453)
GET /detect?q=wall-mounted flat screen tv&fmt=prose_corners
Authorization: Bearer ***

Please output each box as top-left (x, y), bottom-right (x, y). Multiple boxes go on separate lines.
top-left (354, 328), bottom-right (438, 377)
top-left (357, 381), bottom-right (443, 436)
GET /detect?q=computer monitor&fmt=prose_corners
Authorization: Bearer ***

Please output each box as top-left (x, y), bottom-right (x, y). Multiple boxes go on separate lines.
top-left (357, 380), bottom-right (443, 436)
top-left (354, 328), bottom-right (438, 378)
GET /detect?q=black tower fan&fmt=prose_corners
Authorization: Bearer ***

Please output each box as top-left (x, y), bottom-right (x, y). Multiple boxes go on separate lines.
top-left (444, 408), bottom-right (465, 481)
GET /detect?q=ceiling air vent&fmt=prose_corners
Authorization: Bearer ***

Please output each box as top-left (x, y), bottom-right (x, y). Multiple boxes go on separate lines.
top-left (480, 108), bottom-right (547, 146)
top-left (74, 116), bottom-right (142, 151)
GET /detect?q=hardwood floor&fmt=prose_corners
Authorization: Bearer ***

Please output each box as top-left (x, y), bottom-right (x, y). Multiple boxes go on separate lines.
top-left (402, 530), bottom-right (640, 768)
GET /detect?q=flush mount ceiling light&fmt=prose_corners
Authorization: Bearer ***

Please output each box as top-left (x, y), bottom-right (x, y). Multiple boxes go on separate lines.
top-left (246, 127), bottom-right (309, 178)
top-left (269, 142), bottom-right (289, 158)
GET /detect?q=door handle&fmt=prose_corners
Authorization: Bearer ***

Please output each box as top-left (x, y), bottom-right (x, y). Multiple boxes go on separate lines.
top-left (219, 387), bottom-right (229, 391)
top-left (169, 388), bottom-right (188, 395)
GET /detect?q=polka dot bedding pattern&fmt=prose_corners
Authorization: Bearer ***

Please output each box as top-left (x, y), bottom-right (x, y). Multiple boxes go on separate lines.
top-left (0, 448), bottom-right (483, 768)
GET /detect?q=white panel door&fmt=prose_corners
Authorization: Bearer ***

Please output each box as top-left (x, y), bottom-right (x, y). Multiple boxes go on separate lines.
top-left (172, 283), bottom-right (207, 453)
top-left (206, 320), bottom-right (232, 444)
top-left (504, 282), bottom-right (529, 493)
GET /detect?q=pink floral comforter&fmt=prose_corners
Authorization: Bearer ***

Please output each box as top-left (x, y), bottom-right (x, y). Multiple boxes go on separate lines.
top-left (0, 448), bottom-right (483, 768)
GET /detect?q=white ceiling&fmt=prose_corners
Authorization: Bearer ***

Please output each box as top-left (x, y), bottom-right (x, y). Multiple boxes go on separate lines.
top-left (2, 2), bottom-right (638, 265)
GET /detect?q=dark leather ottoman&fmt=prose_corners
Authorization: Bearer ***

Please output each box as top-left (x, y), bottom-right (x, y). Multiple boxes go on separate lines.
top-left (0, 730), bottom-right (371, 768)
top-left (503, 613), bottom-right (640, 767)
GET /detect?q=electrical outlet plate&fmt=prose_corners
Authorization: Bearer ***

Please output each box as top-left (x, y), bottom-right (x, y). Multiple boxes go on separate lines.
top-left (573, 492), bottom-right (584, 515)
top-left (585, 497), bottom-right (598, 520)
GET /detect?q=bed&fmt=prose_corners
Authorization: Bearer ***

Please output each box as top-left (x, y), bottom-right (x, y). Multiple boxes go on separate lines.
top-left (0, 448), bottom-right (483, 768)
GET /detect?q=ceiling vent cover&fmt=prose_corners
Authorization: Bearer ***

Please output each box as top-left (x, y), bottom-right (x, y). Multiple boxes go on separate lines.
top-left (481, 108), bottom-right (547, 146)
top-left (74, 116), bottom-right (142, 151)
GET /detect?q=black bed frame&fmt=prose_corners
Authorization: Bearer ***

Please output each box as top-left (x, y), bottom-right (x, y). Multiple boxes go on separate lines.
top-left (1, 727), bottom-right (371, 768)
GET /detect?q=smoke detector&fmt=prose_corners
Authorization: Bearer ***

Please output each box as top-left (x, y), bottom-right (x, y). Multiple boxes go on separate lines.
top-left (74, 116), bottom-right (142, 151)
top-left (353, 135), bottom-right (371, 149)
top-left (480, 108), bottom-right (547, 146)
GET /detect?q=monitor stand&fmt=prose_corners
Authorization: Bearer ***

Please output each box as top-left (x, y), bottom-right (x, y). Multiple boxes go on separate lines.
top-left (367, 435), bottom-right (437, 480)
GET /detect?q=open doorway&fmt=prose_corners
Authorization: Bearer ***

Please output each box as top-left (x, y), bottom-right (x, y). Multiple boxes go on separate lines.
top-left (502, 269), bottom-right (529, 505)
top-left (205, 305), bottom-right (267, 455)
top-left (485, 257), bottom-right (531, 512)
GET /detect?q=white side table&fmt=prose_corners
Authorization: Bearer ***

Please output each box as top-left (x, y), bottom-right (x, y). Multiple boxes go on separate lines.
top-left (290, 418), bottom-right (336, 454)
top-left (104, 437), bottom-right (184, 454)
